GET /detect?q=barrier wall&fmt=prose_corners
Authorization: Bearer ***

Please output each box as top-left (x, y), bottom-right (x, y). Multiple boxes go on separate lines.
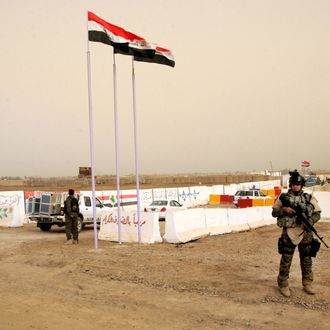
top-left (98, 210), bottom-right (162, 243)
top-left (212, 185), bottom-right (225, 195)
top-left (227, 208), bottom-right (250, 232)
top-left (166, 187), bottom-right (179, 202)
top-left (208, 194), bottom-right (234, 205)
top-left (141, 189), bottom-right (153, 206)
top-left (163, 208), bottom-right (209, 243)
top-left (220, 195), bottom-right (234, 204)
top-left (209, 194), bottom-right (221, 205)
top-left (178, 187), bottom-right (193, 207)
top-left (0, 191), bottom-right (26, 227)
top-left (75, 187), bottom-right (330, 245)
top-left (265, 198), bottom-right (275, 206)
top-left (24, 180), bottom-right (281, 212)
top-left (223, 184), bottom-right (239, 195)
top-left (162, 205), bottom-right (276, 243)
top-left (204, 208), bottom-right (232, 235)
top-left (245, 207), bottom-right (276, 228)
top-left (189, 185), bottom-right (209, 206)
top-left (12, 182), bottom-right (328, 246)
top-left (237, 199), bottom-right (252, 208)
top-left (252, 199), bottom-right (265, 207)
top-left (313, 191), bottom-right (330, 219)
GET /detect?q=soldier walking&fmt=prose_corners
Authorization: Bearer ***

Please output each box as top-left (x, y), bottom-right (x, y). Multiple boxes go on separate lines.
top-left (64, 189), bottom-right (80, 245)
top-left (272, 170), bottom-right (321, 297)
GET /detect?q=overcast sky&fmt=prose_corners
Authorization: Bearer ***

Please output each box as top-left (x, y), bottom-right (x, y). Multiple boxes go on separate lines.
top-left (1, 0), bottom-right (329, 177)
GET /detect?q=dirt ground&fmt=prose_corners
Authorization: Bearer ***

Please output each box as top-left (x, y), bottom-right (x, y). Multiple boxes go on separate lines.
top-left (0, 222), bottom-right (329, 329)
top-left (1, 185), bottom-right (330, 329)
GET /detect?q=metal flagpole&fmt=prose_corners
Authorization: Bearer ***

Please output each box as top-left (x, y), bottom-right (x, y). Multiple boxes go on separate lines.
top-left (131, 58), bottom-right (142, 243)
top-left (113, 52), bottom-right (122, 244)
top-left (86, 12), bottom-right (98, 249)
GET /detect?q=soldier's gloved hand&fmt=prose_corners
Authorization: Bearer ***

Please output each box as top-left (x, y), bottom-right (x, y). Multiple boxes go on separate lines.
top-left (282, 207), bottom-right (295, 215)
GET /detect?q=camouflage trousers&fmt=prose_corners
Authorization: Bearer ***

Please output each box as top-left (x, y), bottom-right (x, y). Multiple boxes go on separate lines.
top-left (277, 229), bottom-right (314, 288)
top-left (65, 215), bottom-right (79, 241)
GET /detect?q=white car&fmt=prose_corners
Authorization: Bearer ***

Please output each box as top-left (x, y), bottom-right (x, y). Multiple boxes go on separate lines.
top-left (233, 189), bottom-right (271, 206)
top-left (144, 200), bottom-right (184, 219)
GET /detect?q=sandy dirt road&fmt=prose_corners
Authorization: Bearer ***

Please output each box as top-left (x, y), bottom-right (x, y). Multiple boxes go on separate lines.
top-left (0, 219), bottom-right (329, 330)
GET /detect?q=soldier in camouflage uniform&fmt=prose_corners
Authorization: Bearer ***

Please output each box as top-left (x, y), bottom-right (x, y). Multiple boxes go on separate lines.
top-left (64, 189), bottom-right (80, 245)
top-left (272, 170), bottom-right (321, 297)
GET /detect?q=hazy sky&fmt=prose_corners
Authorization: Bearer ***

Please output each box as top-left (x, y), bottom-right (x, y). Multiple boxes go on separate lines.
top-left (1, 0), bottom-right (330, 177)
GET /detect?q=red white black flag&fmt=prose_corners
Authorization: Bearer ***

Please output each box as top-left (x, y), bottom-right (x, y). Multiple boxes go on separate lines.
top-left (88, 11), bottom-right (130, 52)
top-left (88, 11), bottom-right (175, 67)
top-left (88, 12), bottom-right (155, 57)
top-left (134, 46), bottom-right (175, 67)
top-left (301, 160), bottom-right (311, 167)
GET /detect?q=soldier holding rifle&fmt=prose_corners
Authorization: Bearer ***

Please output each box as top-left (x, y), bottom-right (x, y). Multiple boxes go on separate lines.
top-left (272, 170), bottom-right (326, 298)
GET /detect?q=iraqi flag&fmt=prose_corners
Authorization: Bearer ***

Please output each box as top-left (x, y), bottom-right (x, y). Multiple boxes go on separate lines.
top-left (88, 12), bottom-right (174, 67)
top-left (301, 160), bottom-right (311, 167)
top-left (134, 46), bottom-right (175, 67)
top-left (88, 11), bottom-right (155, 58)
top-left (88, 11), bottom-right (130, 52)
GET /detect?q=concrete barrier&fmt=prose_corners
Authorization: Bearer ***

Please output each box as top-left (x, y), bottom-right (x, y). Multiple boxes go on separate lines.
top-left (99, 210), bottom-right (162, 243)
top-left (227, 208), bottom-right (250, 232)
top-left (237, 199), bottom-right (252, 208)
top-left (163, 208), bottom-right (209, 243)
top-left (204, 208), bottom-right (232, 235)
top-left (313, 191), bottom-right (330, 219)
top-left (209, 194), bottom-right (220, 205)
top-left (0, 191), bottom-right (25, 227)
top-left (245, 207), bottom-right (275, 229)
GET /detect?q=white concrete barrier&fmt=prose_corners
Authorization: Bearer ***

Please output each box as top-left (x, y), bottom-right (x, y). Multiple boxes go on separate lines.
top-left (140, 189), bottom-right (153, 207)
top-left (262, 206), bottom-right (276, 225)
top-left (98, 210), bottom-right (162, 243)
top-left (212, 185), bottom-right (224, 195)
top-left (245, 207), bottom-right (275, 229)
top-left (227, 208), bottom-right (250, 232)
top-left (312, 191), bottom-right (330, 219)
top-left (245, 207), bottom-right (264, 229)
top-left (188, 186), bottom-right (209, 207)
top-left (153, 188), bottom-right (167, 201)
top-left (0, 191), bottom-right (25, 227)
top-left (165, 188), bottom-right (179, 201)
top-left (162, 206), bottom-right (277, 244)
top-left (163, 208), bottom-right (210, 243)
top-left (178, 187), bottom-right (192, 206)
top-left (224, 184), bottom-right (239, 195)
top-left (204, 208), bottom-right (232, 235)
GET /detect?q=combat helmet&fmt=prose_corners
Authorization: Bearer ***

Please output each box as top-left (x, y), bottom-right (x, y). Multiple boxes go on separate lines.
top-left (289, 169), bottom-right (305, 186)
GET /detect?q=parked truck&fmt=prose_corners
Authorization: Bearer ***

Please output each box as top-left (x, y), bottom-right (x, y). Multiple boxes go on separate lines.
top-left (28, 192), bottom-right (113, 232)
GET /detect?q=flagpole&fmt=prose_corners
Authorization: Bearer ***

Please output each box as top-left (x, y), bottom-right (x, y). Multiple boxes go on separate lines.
top-left (86, 12), bottom-right (98, 249)
top-left (113, 52), bottom-right (122, 244)
top-left (131, 58), bottom-right (142, 243)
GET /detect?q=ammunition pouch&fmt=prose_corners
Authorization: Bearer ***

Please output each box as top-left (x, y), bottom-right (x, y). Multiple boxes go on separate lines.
top-left (278, 236), bottom-right (296, 255)
top-left (278, 236), bottom-right (284, 254)
top-left (310, 238), bottom-right (321, 257)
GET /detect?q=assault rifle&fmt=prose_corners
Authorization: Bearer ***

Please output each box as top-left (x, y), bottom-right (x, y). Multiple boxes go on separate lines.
top-left (280, 194), bottom-right (329, 248)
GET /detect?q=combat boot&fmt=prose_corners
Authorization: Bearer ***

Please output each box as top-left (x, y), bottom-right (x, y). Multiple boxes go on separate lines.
top-left (303, 284), bottom-right (315, 295)
top-left (72, 240), bottom-right (79, 245)
top-left (279, 286), bottom-right (290, 298)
